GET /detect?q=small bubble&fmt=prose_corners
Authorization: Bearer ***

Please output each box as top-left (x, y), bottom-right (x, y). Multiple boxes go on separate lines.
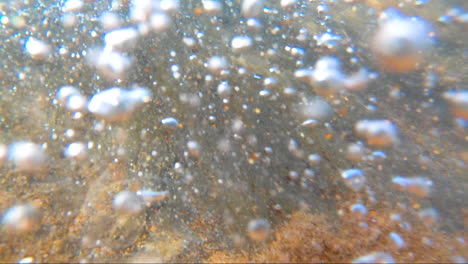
top-left (341, 169), bottom-right (366, 191)
top-left (112, 191), bottom-right (143, 216)
top-left (247, 218), bottom-right (271, 242)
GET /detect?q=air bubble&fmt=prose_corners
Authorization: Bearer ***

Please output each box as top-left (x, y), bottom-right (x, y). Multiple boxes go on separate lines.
top-left (341, 169), bottom-right (366, 191)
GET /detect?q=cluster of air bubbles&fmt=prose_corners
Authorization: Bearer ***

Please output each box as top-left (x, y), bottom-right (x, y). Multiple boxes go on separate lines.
top-left (87, 87), bottom-right (152, 121)
top-left (392, 176), bottom-right (433, 198)
top-left (87, 47), bottom-right (132, 81)
top-left (295, 56), bottom-right (370, 97)
top-left (314, 32), bottom-right (342, 51)
top-left (438, 6), bottom-right (468, 24)
top-left (56, 85), bottom-right (88, 113)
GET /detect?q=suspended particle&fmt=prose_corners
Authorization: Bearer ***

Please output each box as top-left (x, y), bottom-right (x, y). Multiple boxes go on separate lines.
top-left (112, 191), bottom-right (144, 216)
top-left (87, 47), bottom-right (132, 81)
top-left (1, 203), bottom-right (41, 234)
top-left (341, 168), bottom-right (366, 191)
top-left (247, 218), bottom-right (271, 242)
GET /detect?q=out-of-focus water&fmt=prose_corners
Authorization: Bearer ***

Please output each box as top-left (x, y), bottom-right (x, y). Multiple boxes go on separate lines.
top-left (0, 0), bottom-right (467, 262)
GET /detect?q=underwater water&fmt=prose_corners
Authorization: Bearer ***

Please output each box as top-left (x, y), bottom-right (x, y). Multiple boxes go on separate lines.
top-left (0, 0), bottom-right (467, 262)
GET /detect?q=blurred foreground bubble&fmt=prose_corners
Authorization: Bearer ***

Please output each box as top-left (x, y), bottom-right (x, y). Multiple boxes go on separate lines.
top-left (355, 120), bottom-right (399, 148)
top-left (372, 9), bottom-right (434, 73)
top-left (443, 90), bottom-right (468, 120)
top-left (247, 218), bottom-right (271, 242)
top-left (7, 142), bottom-right (48, 173)
top-left (242, 0), bottom-right (264, 18)
top-left (352, 252), bottom-right (395, 263)
top-left (1, 203), bottom-right (41, 234)
top-left (24, 37), bottom-right (51, 60)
